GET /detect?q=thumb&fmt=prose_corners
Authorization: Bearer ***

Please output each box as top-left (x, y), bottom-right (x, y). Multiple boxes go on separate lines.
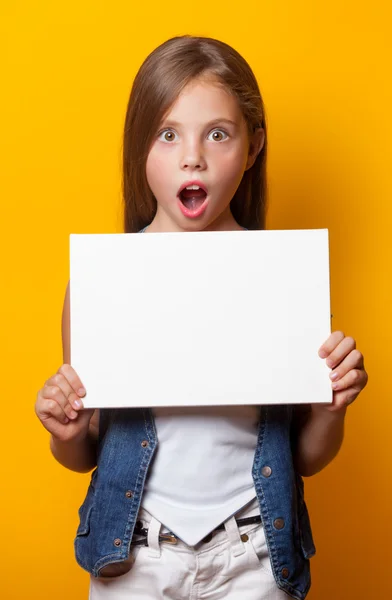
top-left (77, 407), bottom-right (95, 424)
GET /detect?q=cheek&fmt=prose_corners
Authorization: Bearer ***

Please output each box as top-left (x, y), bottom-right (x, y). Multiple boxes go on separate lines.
top-left (214, 148), bottom-right (248, 188)
top-left (146, 151), bottom-right (168, 192)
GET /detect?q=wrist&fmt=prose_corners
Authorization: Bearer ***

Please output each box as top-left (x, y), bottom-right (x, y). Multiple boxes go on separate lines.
top-left (50, 429), bottom-right (90, 449)
top-left (311, 402), bottom-right (347, 421)
top-left (50, 430), bottom-right (97, 473)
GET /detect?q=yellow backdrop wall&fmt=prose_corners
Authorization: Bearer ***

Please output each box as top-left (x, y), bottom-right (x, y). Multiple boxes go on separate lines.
top-left (1, 1), bottom-right (390, 598)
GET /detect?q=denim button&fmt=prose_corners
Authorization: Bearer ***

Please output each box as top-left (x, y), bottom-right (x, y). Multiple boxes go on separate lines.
top-left (240, 534), bottom-right (249, 542)
top-left (282, 568), bottom-right (289, 578)
top-left (141, 440), bottom-right (149, 448)
top-left (273, 518), bottom-right (285, 530)
top-left (125, 490), bottom-right (133, 498)
top-left (113, 538), bottom-right (122, 547)
top-left (261, 466), bottom-right (272, 477)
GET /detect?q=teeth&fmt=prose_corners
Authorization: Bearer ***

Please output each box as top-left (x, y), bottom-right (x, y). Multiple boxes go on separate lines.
top-left (185, 185), bottom-right (200, 190)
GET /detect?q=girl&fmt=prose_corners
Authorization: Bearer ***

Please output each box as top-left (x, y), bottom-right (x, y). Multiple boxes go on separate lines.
top-left (35, 35), bottom-right (368, 600)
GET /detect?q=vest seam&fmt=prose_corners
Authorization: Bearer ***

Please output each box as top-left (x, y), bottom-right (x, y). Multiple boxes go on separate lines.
top-left (122, 410), bottom-right (158, 548)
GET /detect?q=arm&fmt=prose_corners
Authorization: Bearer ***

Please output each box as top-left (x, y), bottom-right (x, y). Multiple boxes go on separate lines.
top-left (49, 281), bottom-right (99, 473)
top-left (50, 433), bottom-right (98, 473)
top-left (292, 331), bottom-right (368, 477)
top-left (292, 404), bottom-right (346, 477)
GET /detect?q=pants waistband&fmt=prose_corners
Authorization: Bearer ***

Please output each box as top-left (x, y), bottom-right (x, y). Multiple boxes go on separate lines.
top-left (132, 497), bottom-right (262, 558)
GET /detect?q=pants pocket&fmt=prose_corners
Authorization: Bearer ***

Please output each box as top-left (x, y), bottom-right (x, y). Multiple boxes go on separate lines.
top-left (246, 525), bottom-right (274, 576)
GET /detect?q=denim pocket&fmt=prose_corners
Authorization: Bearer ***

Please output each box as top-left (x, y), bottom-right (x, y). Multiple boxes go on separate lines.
top-left (76, 477), bottom-right (96, 536)
top-left (97, 546), bottom-right (143, 578)
top-left (76, 499), bottom-right (94, 536)
top-left (74, 487), bottom-right (95, 573)
top-left (295, 472), bottom-right (316, 559)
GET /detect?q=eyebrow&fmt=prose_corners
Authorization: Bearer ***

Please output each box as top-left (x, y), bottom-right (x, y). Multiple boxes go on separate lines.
top-left (160, 118), bottom-right (239, 129)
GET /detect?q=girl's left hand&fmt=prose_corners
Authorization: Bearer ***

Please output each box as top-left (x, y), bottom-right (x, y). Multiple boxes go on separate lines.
top-left (318, 331), bottom-right (368, 412)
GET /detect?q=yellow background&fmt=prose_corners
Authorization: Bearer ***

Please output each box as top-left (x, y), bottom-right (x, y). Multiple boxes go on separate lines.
top-left (1, 1), bottom-right (390, 598)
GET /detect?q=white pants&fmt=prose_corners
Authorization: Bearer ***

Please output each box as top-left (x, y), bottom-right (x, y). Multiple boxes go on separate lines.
top-left (89, 503), bottom-right (289, 600)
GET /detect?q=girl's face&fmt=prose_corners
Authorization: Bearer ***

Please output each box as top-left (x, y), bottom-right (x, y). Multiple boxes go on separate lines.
top-left (145, 77), bottom-right (264, 232)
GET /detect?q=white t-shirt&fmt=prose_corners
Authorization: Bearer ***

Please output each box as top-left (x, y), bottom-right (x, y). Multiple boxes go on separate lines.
top-left (141, 405), bottom-right (260, 546)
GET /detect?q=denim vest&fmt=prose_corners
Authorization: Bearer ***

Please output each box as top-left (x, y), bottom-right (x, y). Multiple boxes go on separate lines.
top-left (74, 404), bottom-right (316, 599)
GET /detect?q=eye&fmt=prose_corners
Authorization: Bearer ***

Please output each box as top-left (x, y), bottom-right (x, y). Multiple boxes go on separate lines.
top-left (207, 129), bottom-right (229, 142)
top-left (157, 129), bottom-right (178, 143)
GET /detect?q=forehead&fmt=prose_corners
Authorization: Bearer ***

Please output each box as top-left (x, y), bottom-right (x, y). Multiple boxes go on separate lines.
top-left (162, 77), bottom-right (243, 123)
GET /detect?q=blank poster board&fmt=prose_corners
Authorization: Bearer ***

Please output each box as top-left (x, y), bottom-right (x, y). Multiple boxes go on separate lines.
top-left (70, 229), bottom-right (332, 408)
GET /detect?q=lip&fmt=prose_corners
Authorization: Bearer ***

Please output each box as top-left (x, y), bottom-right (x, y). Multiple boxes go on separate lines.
top-left (177, 196), bottom-right (209, 219)
top-left (177, 179), bottom-right (208, 196)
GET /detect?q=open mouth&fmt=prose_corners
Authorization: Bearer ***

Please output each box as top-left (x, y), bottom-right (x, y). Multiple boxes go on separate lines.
top-left (177, 183), bottom-right (209, 218)
top-left (179, 187), bottom-right (207, 210)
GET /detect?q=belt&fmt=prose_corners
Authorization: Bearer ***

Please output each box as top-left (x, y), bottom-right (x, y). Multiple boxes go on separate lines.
top-left (130, 515), bottom-right (262, 546)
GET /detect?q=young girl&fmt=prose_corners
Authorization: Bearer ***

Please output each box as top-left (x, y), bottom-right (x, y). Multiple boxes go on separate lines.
top-left (35, 35), bottom-right (368, 600)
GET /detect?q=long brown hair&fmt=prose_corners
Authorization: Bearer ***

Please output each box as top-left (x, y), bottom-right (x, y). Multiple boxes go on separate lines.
top-left (122, 35), bottom-right (268, 232)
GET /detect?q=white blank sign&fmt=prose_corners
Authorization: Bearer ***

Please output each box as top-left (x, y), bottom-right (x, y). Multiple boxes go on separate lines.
top-left (70, 229), bottom-right (332, 408)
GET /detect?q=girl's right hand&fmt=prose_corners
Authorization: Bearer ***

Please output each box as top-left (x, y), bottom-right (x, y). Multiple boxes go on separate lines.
top-left (35, 364), bottom-right (94, 443)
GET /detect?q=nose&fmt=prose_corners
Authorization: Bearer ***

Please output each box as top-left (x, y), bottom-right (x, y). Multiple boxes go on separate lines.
top-left (180, 138), bottom-right (207, 170)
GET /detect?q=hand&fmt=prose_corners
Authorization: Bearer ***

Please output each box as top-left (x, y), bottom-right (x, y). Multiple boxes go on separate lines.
top-left (318, 331), bottom-right (368, 412)
top-left (35, 364), bottom-right (94, 442)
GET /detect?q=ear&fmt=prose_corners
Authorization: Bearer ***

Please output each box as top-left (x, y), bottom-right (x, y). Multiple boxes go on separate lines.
top-left (245, 127), bottom-right (265, 171)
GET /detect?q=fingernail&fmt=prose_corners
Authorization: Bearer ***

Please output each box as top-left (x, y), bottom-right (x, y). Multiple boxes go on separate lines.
top-left (73, 399), bottom-right (81, 409)
top-left (326, 359), bottom-right (334, 368)
top-left (64, 418), bottom-right (69, 424)
top-left (78, 388), bottom-right (86, 397)
top-left (70, 410), bottom-right (78, 419)
top-left (330, 371), bottom-right (339, 381)
top-left (332, 382), bottom-right (339, 390)
top-left (318, 350), bottom-right (327, 358)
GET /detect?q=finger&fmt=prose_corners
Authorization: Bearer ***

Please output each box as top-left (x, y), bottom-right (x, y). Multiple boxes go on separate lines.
top-left (331, 368), bottom-right (367, 395)
top-left (50, 365), bottom-right (87, 413)
top-left (329, 349), bottom-right (365, 383)
top-left (75, 406), bottom-right (95, 428)
top-left (67, 391), bottom-right (86, 413)
top-left (46, 372), bottom-right (74, 401)
top-left (57, 364), bottom-right (86, 398)
top-left (38, 395), bottom-right (70, 425)
top-left (324, 336), bottom-right (356, 369)
top-left (43, 384), bottom-right (79, 420)
top-left (318, 331), bottom-right (345, 358)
